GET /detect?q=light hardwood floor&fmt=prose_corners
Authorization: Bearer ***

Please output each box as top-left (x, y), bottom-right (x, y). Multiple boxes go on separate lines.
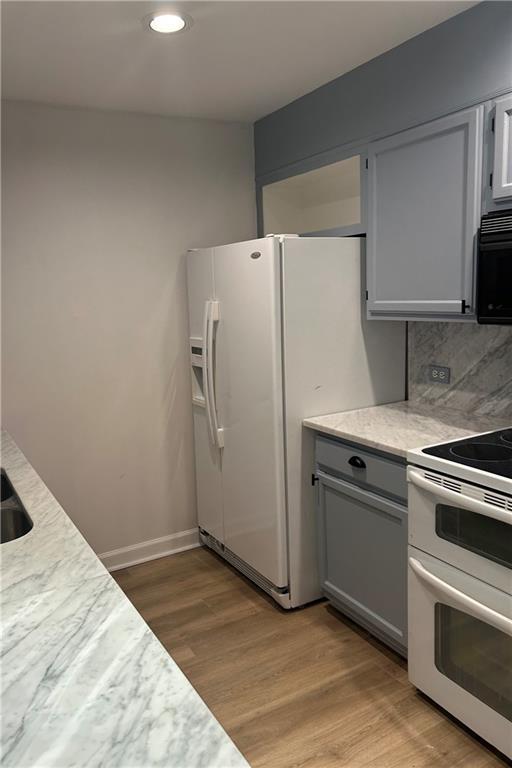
top-left (114, 547), bottom-right (508, 768)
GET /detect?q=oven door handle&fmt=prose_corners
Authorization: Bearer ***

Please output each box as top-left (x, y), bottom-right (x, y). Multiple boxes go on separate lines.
top-left (408, 468), bottom-right (512, 525)
top-left (409, 557), bottom-right (512, 637)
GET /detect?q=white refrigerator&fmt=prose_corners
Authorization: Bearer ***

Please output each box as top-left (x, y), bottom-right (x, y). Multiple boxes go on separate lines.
top-left (187, 235), bottom-right (405, 608)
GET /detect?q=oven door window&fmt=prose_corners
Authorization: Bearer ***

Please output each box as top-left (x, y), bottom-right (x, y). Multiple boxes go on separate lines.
top-left (436, 504), bottom-right (512, 569)
top-left (435, 604), bottom-right (512, 721)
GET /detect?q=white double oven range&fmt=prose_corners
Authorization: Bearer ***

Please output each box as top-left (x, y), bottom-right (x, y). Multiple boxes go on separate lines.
top-left (407, 428), bottom-right (512, 760)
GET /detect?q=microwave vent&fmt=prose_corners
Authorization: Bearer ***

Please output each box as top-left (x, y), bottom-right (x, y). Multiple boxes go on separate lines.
top-left (481, 215), bottom-right (512, 235)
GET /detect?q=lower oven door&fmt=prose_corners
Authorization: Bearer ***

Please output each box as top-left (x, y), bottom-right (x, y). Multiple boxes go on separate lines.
top-left (408, 547), bottom-right (512, 759)
top-left (408, 466), bottom-right (511, 593)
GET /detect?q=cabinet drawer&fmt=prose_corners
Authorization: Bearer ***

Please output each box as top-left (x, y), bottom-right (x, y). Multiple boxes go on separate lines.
top-left (316, 436), bottom-right (407, 501)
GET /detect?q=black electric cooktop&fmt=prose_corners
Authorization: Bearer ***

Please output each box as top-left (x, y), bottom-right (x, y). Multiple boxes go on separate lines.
top-left (422, 428), bottom-right (512, 479)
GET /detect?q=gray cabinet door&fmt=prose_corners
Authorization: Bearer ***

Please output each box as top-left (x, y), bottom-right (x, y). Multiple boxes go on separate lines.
top-left (492, 94), bottom-right (512, 201)
top-left (317, 470), bottom-right (407, 655)
top-left (367, 107), bottom-right (483, 318)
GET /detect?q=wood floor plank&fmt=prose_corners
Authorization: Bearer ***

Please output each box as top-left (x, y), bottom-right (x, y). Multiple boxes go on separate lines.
top-left (113, 547), bottom-right (508, 768)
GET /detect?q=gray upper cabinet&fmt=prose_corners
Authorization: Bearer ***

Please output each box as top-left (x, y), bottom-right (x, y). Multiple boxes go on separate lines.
top-left (492, 94), bottom-right (512, 201)
top-left (366, 106), bottom-right (483, 320)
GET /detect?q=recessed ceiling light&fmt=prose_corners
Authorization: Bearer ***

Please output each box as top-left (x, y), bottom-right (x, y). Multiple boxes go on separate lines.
top-left (147, 12), bottom-right (191, 34)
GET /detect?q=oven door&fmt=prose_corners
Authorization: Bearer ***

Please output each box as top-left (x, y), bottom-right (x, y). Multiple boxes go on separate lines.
top-left (477, 240), bottom-right (512, 324)
top-left (408, 547), bottom-right (512, 759)
top-left (408, 466), bottom-right (511, 593)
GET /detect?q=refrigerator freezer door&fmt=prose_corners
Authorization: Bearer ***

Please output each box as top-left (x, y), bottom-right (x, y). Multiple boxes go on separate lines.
top-left (187, 249), bottom-right (224, 543)
top-left (214, 238), bottom-right (288, 588)
top-left (192, 407), bottom-right (224, 543)
top-left (187, 248), bottom-right (215, 339)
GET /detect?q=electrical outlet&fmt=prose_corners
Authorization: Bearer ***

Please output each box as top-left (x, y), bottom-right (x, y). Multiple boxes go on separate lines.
top-left (428, 364), bottom-right (451, 384)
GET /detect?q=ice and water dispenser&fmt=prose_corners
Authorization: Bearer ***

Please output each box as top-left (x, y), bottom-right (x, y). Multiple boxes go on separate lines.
top-left (190, 338), bottom-right (205, 406)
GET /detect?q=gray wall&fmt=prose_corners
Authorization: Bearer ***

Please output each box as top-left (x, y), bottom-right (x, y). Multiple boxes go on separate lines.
top-left (255, 2), bottom-right (512, 180)
top-left (408, 322), bottom-right (512, 419)
top-left (2, 100), bottom-right (256, 556)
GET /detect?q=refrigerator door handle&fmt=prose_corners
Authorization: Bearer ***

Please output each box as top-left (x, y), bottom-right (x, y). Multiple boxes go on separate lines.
top-left (207, 300), bottom-right (224, 448)
top-left (202, 300), bottom-right (215, 446)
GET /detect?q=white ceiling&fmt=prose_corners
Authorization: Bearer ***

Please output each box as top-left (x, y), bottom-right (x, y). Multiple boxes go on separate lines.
top-left (2, 1), bottom-right (476, 123)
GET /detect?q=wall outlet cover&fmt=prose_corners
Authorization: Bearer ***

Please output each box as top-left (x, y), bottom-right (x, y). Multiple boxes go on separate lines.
top-left (428, 364), bottom-right (451, 384)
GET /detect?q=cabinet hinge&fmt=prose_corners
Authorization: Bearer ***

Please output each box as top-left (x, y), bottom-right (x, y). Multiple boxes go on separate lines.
top-left (490, 172), bottom-right (493, 188)
top-left (491, 117), bottom-right (495, 133)
top-left (365, 159), bottom-right (369, 170)
top-left (311, 474), bottom-right (319, 486)
top-left (365, 290), bottom-right (369, 300)
top-left (461, 300), bottom-right (470, 314)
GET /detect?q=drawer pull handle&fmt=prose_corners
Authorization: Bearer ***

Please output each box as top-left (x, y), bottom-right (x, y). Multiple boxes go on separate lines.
top-left (348, 455), bottom-right (366, 470)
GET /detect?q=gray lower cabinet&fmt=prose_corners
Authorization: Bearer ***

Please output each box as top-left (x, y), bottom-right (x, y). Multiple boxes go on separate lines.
top-left (366, 106), bottom-right (483, 321)
top-left (315, 436), bottom-right (408, 656)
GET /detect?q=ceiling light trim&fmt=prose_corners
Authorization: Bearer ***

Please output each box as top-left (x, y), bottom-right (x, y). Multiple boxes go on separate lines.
top-left (144, 11), bottom-right (193, 35)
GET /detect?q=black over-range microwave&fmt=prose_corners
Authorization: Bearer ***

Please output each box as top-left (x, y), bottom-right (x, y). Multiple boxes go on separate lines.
top-left (477, 209), bottom-right (512, 324)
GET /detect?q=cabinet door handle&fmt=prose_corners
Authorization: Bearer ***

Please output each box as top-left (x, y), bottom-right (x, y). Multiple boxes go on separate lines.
top-left (348, 455), bottom-right (366, 470)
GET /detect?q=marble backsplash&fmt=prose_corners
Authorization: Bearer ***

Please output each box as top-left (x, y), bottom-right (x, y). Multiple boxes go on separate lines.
top-left (408, 322), bottom-right (512, 420)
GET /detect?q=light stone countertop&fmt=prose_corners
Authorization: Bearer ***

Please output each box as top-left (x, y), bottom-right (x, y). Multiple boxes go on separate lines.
top-left (0, 430), bottom-right (249, 768)
top-left (303, 401), bottom-right (511, 458)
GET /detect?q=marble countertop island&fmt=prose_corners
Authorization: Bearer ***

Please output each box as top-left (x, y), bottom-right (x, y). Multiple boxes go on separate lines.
top-left (1, 430), bottom-right (249, 768)
top-left (303, 400), bottom-right (510, 458)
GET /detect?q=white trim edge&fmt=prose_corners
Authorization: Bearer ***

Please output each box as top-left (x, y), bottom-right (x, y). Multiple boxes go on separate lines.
top-left (99, 528), bottom-right (201, 572)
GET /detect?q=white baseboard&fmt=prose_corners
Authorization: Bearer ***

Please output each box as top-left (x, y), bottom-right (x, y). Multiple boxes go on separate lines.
top-left (99, 528), bottom-right (200, 572)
